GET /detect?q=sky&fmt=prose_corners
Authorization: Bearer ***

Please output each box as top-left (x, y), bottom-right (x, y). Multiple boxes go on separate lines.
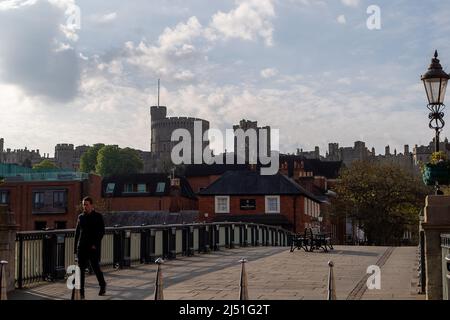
top-left (1, 0), bottom-right (450, 157)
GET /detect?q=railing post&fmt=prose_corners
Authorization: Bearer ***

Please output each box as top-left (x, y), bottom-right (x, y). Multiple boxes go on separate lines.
top-left (149, 230), bottom-right (156, 262)
top-left (0, 261), bottom-right (8, 300)
top-left (55, 234), bottom-right (66, 279)
top-left (123, 230), bottom-right (131, 267)
top-left (42, 233), bottom-right (57, 281)
top-left (140, 229), bottom-right (149, 264)
top-left (213, 225), bottom-right (220, 251)
top-left (17, 234), bottom-right (23, 289)
top-left (230, 224), bottom-right (235, 249)
top-left (188, 226), bottom-right (194, 256)
top-left (113, 226), bottom-right (124, 269)
top-left (169, 228), bottom-right (176, 259)
top-left (251, 226), bottom-right (255, 246)
top-left (204, 225), bottom-right (210, 253)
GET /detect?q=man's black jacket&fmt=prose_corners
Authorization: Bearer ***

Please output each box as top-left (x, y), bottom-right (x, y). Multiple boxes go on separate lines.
top-left (74, 211), bottom-right (105, 256)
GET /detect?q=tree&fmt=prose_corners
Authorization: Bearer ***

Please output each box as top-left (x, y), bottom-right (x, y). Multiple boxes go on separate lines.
top-left (95, 145), bottom-right (143, 177)
top-left (33, 159), bottom-right (58, 170)
top-left (80, 143), bottom-right (105, 173)
top-left (331, 161), bottom-right (430, 246)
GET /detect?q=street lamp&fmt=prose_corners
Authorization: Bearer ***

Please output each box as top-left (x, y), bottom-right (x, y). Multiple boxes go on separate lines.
top-left (422, 50), bottom-right (450, 152)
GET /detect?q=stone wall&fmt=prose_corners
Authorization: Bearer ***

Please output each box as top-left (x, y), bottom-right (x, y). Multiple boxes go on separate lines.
top-left (422, 195), bottom-right (450, 300)
top-left (0, 205), bottom-right (17, 293)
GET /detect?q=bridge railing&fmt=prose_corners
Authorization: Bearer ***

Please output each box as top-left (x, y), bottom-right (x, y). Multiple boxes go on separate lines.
top-left (442, 234), bottom-right (450, 300)
top-left (15, 222), bottom-right (292, 289)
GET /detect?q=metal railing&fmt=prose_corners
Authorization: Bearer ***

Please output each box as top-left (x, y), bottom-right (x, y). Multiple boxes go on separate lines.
top-left (442, 234), bottom-right (450, 300)
top-left (15, 222), bottom-right (292, 289)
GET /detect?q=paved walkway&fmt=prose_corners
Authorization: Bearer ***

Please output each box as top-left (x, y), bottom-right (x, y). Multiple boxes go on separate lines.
top-left (9, 246), bottom-right (424, 300)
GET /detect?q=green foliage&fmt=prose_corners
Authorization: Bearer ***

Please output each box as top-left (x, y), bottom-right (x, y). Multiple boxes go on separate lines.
top-left (80, 143), bottom-right (105, 173)
top-left (33, 159), bottom-right (58, 170)
top-left (95, 145), bottom-right (143, 177)
top-left (331, 161), bottom-right (430, 246)
top-left (430, 151), bottom-right (448, 164)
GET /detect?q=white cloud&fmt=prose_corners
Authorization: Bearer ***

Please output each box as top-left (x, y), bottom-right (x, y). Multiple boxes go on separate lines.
top-left (0, 0), bottom-right (80, 101)
top-left (341, 0), bottom-right (359, 7)
top-left (208, 0), bottom-right (276, 46)
top-left (337, 14), bottom-right (346, 24)
top-left (90, 12), bottom-right (118, 24)
top-left (260, 68), bottom-right (278, 78)
top-left (337, 77), bottom-right (351, 85)
top-left (158, 16), bottom-right (203, 50)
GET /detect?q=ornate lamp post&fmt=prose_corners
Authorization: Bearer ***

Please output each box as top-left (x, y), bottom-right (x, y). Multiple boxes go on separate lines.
top-left (421, 50), bottom-right (450, 153)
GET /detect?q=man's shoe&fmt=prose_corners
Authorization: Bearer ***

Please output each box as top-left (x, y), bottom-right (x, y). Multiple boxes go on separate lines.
top-left (99, 286), bottom-right (106, 296)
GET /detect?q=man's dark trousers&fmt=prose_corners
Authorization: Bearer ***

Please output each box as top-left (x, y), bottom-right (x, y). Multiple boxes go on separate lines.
top-left (78, 248), bottom-right (106, 296)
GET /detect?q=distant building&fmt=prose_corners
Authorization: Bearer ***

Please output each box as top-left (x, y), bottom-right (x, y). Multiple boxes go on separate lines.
top-left (54, 144), bottom-right (90, 170)
top-left (326, 141), bottom-right (374, 166)
top-left (413, 138), bottom-right (450, 166)
top-left (0, 168), bottom-right (101, 231)
top-left (198, 170), bottom-right (322, 233)
top-left (0, 138), bottom-right (43, 167)
top-left (150, 106), bottom-right (210, 170)
top-left (296, 147), bottom-right (322, 160)
top-left (233, 119), bottom-right (271, 163)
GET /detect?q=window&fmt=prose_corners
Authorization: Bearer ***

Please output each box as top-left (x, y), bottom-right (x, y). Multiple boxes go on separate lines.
top-left (105, 183), bottom-right (115, 194)
top-left (137, 184), bottom-right (147, 193)
top-left (215, 196), bottom-right (230, 213)
top-left (33, 192), bottom-right (45, 209)
top-left (55, 221), bottom-right (67, 230)
top-left (265, 196), bottom-right (280, 214)
top-left (123, 184), bottom-right (134, 193)
top-left (156, 182), bottom-right (166, 193)
top-left (0, 191), bottom-right (9, 204)
top-left (53, 191), bottom-right (66, 208)
top-left (34, 221), bottom-right (47, 231)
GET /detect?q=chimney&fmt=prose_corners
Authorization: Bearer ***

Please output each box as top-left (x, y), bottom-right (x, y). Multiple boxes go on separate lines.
top-left (169, 177), bottom-right (181, 213)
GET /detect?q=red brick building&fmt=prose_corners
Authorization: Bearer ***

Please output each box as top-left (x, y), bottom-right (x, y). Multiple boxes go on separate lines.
top-left (198, 170), bottom-right (323, 233)
top-left (0, 173), bottom-right (101, 231)
top-left (100, 174), bottom-right (198, 212)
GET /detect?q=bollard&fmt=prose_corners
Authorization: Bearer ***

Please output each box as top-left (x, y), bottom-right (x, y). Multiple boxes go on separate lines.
top-left (327, 261), bottom-right (336, 300)
top-left (154, 258), bottom-right (164, 300)
top-left (0, 261), bottom-right (8, 300)
top-left (71, 286), bottom-right (82, 300)
top-left (239, 258), bottom-right (249, 300)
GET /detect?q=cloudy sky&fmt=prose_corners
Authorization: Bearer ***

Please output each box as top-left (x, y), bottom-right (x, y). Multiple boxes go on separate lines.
top-left (0, 0), bottom-right (449, 157)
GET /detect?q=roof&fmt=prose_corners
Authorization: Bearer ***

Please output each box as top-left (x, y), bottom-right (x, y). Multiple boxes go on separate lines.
top-left (212, 214), bottom-right (292, 228)
top-left (279, 155), bottom-right (343, 179)
top-left (102, 211), bottom-right (198, 227)
top-left (102, 173), bottom-right (197, 199)
top-left (183, 163), bottom-right (251, 177)
top-left (198, 170), bottom-right (322, 202)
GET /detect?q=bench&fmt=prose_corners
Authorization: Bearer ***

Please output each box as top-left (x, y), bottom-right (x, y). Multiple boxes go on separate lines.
top-left (290, 228), bottom-right (310, 252)
top-left (308, 228), bottom-right (334, 253)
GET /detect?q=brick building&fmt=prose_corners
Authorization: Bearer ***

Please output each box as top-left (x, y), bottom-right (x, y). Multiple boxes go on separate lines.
top-left (100, 173), bottom-right (198, 212)
top-left (0, 172), bottom-right (101, 231)
top-left (198, 170), bottom-right (322, 232)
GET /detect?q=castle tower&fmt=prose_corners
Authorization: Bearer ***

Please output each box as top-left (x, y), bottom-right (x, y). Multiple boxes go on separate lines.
top-left (55, 144), bottom-right (75, 169)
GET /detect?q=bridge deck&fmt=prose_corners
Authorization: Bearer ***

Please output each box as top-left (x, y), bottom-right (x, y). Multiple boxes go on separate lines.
top-left (9, 246), bottom-right (423, 300)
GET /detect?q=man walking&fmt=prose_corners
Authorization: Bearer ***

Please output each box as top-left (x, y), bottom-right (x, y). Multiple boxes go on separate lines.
top-left (74, 197), bottom-right (106, 299)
